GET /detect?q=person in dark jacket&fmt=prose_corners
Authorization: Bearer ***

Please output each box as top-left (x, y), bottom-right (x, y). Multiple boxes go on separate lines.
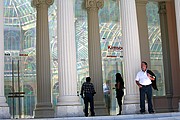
top-left (80, 77), bottom-right (96, 117)
top-left (115, 73), bottom-right (124, 115)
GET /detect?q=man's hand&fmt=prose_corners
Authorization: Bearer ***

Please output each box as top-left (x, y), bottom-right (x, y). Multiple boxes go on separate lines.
top-left (80, 93), bottom-right (83, 98)
top-left (147, 73), bottom-right (155, 81)
top-left (136, 81), bottom-right (142, 88)
top-left (138, 84), bottom-right (142, 88)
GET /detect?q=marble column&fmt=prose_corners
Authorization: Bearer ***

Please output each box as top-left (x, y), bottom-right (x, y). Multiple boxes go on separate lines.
top-left (120, 0), bottom-right (142, 114)
top-left (175, 0), bottom-right (180, 66)
top-left (158, 2), bottom-right (173, 112)
top-left (85, 0), bottom-right (108, 116)
top-left (136, 0), bottom-right (151, 66)
top-left (32, 0), bottom-right (54, 118)
top-left (0, 0), bottom-right (10, 119)
top-left (56, 0), bottom-right (83, 117)
top-left (175, 0), bottom-right (180, 111)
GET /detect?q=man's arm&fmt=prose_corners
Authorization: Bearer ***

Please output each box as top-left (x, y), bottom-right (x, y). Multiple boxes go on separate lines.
top-left (147, 70), bottom-right (155, 81)
top-left (135, 73), bottom-right (142, 88)
top-left (147, 73), bottom-right (155, 81)
top-left (91, 83), bottom-right (96, 95)
top-left (136, 81), bottom-right (142, 88)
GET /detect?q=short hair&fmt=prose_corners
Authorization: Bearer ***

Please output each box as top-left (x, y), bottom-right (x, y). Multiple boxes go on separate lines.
top-left (142, 61), bottom-right (148, 66)
top-left (86, 77), bottom-right (91, 82)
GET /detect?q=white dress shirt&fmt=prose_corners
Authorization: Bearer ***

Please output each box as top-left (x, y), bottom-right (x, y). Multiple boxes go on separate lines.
top-left (135, 70), bottom-right (152, 85)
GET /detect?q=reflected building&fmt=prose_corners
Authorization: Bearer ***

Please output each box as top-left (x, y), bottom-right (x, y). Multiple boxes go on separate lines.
top-left (0, 0), bottom-right (180, 118)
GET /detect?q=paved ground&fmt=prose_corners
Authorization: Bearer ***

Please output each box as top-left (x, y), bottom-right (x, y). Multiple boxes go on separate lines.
top-left (9, 112), bottom-right (180, 120)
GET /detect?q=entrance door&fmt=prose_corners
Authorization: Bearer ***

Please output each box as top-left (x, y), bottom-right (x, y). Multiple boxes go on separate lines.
top-left (102, 58), bottom-right (123, 115)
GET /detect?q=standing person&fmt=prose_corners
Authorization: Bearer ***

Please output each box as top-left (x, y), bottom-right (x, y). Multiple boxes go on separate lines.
top-left (103, 80), bottom-right (111, 113)
top-left (135, 61), bottom-right (155, 114)
top-left (80, 77), bottom-right (96, 117)
top-left (115, 73), bottom-right (124, 115)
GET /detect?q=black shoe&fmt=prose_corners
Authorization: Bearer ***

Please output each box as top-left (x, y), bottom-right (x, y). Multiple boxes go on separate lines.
top-left (140, 110), bottom-right (145, 114)
top-left (117, 113), bottom-right (121, 115)
top-left (149, 111), bottom-right (154, 114)
top-left (91, 114), bottom-right (95, 116)
top-left (90, 111), bottom-right (95, 116)
top-left (140, 111), bottom-right (145, 114)
top-left (141, 112), bottom-right (145, 114)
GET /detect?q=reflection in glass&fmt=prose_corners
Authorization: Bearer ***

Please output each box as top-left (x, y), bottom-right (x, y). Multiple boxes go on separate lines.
top-left (147, 2), bottom-right (165, 96)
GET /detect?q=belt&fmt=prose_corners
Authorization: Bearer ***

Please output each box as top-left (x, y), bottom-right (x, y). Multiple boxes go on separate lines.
top-left (140, 84), bottom-right (151, 87)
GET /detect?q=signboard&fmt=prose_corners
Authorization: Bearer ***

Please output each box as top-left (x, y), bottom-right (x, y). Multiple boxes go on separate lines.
top-left (107, 45), bottom-right (123, 58)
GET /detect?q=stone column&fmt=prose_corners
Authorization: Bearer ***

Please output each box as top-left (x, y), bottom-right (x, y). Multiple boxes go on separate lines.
top-left (0, 1), bottom-right (10, 119)
top-left (85, 0), bottom-right (108, 116)
top-left (32, 0), bottom-right (54, 118)
top-left (158, 2), bottom-right (173, 112)
top-left (175, 0), bottom-right (180, 65)
top-left (56, 0), bottom-right (83, 117)
top-left (136, 0), bottom-right (151, 66)
top-left (175, 0), bottom-right (180, 111)
top-left (120, 0), bottom-right (142, 114)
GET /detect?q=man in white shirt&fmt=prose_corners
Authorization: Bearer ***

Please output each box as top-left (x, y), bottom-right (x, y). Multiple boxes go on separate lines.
top-left (135, 61), bottom-right (155, 114)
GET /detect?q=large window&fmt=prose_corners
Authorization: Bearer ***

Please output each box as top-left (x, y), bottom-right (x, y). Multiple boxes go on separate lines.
top-left (147, 2), bottom-right (165, 96)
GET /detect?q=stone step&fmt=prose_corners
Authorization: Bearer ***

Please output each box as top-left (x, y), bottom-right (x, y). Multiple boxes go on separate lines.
top-left (52, 112), bottom-right (180, 120)
top-left (8, 112), bottom-right (180, 120)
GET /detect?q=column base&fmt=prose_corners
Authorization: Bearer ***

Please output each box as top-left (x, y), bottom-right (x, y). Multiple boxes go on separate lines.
top-left (0, 106), bottom-right (10, 119)
top-left (122, 95), bottom-right (149, 114)
top-left (94, 101), bottom-right (109, 116)
top-left (122, 103), bottom-right (148, 114)
top-left (56, 105), bottom-right (84, 117)
top-left (122, 103), bottom-right (148, 115)
top-left (56, 96), bottom-right (84, 117)
top-left (122, 103), bottom-right (140, 114)
top-left (34, 103), bottom-right (54, 118)
top-left (0, 97), bottom-right (10, 119)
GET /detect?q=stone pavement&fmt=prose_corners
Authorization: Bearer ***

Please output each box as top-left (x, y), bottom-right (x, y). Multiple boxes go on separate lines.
top-left (8, 112), bottom-right (180, 120)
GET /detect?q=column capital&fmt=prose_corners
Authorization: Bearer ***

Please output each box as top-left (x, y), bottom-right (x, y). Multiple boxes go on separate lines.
top-left (32, 0), bottom-right (54, 8)
top-left (85, 0), bottom-right (104, 11)
top-left (158, 2), bottom-right (166, 14)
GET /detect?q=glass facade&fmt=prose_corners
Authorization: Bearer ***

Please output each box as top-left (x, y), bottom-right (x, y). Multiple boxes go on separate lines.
top-left (146, 2), bottom-right (165, 96)
top-left (3, 0), bottom-right (165, 118)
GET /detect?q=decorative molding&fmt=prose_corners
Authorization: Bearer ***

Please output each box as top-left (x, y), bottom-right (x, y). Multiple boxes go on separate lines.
top-left (136, 0), bottom-right (148, 5)
top-left (85, 0), bottom-right (104, 11)
top-left (158, 2), bottom-right (166, 14)
top-left (31, 0), bottom-right (54, 8)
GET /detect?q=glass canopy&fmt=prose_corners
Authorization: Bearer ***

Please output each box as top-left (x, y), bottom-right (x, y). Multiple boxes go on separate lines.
top-left (3, 0), bottom-right (165, 118)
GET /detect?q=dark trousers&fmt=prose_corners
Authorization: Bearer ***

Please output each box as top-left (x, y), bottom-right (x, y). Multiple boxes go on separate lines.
top-left (116, 90), bottom-right (124, 114)
top-left (84, 93), bottom-right (95, 116)
top-left (117, 97), bottom-right (122, 114)
top-left (139, 85), bottom-right (154, 113)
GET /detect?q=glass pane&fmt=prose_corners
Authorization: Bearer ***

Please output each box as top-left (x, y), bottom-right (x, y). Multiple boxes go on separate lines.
top-left (147, 2), bottom-right (165, 96)
top-left (75, 0), bottom-right (89, 96)
top-left (75, 0), bottom-right (123, 115)
top-left (99, 0), bottom-right (123, 115)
